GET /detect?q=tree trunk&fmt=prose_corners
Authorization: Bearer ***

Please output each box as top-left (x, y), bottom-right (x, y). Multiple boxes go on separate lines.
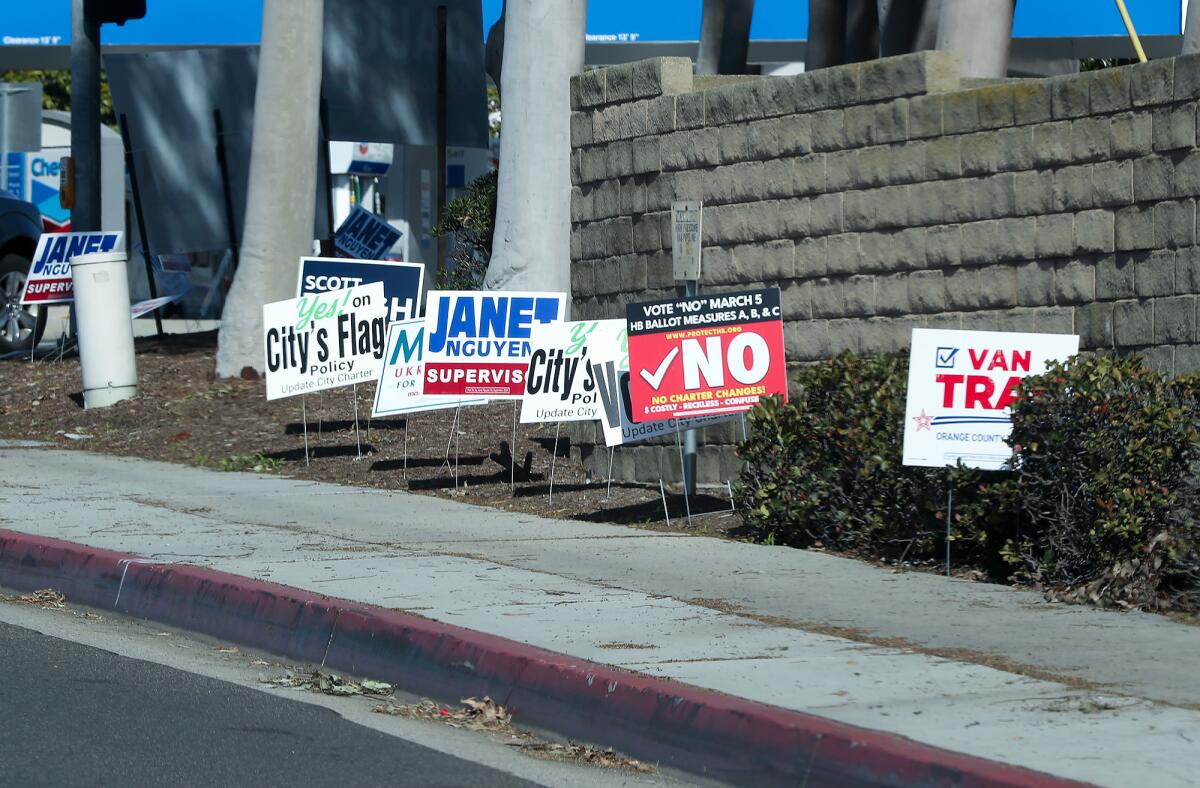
top-left (1185, 0), bottom-right (1200, 55)
top-left (485, 0), bottom-right (505, 90)
top-left (697, 0), bottom-right (756, 75)
top-left (845, 0), bottom-right (880, 63)
top-left (878, 0), bottom-right (938, 57)
top-left (484, 0), bottom-right (586, 293)
top-left (936, 0), bottom-right (1015, 78)
top-left (806, 0), bottom-right (846, 70)
top-left (215, 0), bottom-right (324, 378)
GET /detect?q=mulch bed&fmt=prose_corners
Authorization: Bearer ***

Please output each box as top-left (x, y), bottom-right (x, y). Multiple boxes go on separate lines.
top-left (0, 332), bottom-right (740, 533)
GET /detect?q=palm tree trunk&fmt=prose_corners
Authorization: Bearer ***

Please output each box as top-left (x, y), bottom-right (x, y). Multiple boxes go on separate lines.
top-left (1185, 0), bottom-right (1200, 54)
top-left (936, 0), bottom-right (1015, 77)
top-left (484, 0), bottom-right (586, 293)
top-left (216, 0), bottom-right (324, 378)
top-left (697, 0), bottom-right (757, 75)
top-left (807, 0), bottom-right (847, 70)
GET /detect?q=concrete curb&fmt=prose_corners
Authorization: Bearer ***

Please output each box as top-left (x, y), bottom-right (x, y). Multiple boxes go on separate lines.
top-left (0, 528), bottom-right (1087, 787)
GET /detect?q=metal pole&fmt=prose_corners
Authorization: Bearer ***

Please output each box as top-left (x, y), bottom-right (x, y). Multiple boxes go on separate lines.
top-left (212, 109), bottom-right (242, 272)
top-left (402, 418), bottom-right (409, 479)
top-left (605, 446), bottom-right (614, 500)
top-left (681, 279), bottom-right (699, 496)
top-left (675, 428), bottom-right (693, 527)
top-left (435, 5), bottom-right (448, 283)
top-left (70, 0), bottom-right (101, 232)
top-left (318, 96), bottom-right (336, 252)
top-left (352, 384), bottom-right (363, 459)
top-left (510, 400), bottom-right (517, 491)
top-left (301, 395), bottom-right (310, 466)
top-left (659, 479), bottom-right (671, 527)
top-left (117, 114), bottom-right (164, 339)
top-left (946, 478), bottom-right (954, 577)
top-left (548, 422), bottom-right (561, 504)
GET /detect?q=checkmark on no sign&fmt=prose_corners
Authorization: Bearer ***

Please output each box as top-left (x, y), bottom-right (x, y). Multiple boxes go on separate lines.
top-left (935, 346), bottom-right (958, 369)
top-left (640, 347), bottom-right (679, 390)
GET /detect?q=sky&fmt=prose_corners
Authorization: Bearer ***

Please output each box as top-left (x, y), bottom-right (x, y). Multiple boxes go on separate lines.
top-left (0, 1), bottom-right (1185, 47)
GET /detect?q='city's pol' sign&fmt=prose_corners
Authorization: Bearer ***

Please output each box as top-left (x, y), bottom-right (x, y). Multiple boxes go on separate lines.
top-left (902, 328), bottom-right (1079, 470)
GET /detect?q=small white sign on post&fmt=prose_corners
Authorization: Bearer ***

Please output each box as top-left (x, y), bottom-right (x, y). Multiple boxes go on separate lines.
top-left (262, 282), bottom-right (387, 400)
top-left (671, 200), bottom-right (702, 281)
top-left (902, 328), bottom-right (1080, 470)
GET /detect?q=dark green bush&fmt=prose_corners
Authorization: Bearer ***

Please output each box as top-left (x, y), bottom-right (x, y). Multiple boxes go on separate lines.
top-left (433, 170), bottom-right (497, 290)
top-left (1008, 354), bottom-right (1200, 609)
top-left (736, 353), bottom-right (1014, 570)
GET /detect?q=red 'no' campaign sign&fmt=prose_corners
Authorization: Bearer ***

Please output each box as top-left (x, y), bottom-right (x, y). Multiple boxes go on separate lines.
top-left (625, 287), bottom-right (787, 422)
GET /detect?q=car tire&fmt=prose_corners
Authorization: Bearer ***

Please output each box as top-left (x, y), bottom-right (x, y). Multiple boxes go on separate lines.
top-left (0, 252), bottom-right (48, 353)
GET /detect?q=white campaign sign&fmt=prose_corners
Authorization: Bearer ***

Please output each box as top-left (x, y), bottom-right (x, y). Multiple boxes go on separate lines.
top-left (902, 328), bottom-right (1080, 470)
top-left (587, 319), bottom-right (737, 447)
top-left (262, 282), bottom-right (387, 400)
top-left (519, 321), bottom-right (605, 424)
top-left (372, 319), bottom-right (486, 417)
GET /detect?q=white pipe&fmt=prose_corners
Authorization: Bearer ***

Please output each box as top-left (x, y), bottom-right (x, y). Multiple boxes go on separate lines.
top-left (70, 250), bottom-right (137, 408)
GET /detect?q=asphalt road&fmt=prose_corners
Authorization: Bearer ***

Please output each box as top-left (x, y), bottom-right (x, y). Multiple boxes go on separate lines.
top-left (0, 620), bottom-right (539, 788)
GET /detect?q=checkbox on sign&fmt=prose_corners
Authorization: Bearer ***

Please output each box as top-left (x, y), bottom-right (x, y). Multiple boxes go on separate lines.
top-left (935, 347), bottom-right (958, 369)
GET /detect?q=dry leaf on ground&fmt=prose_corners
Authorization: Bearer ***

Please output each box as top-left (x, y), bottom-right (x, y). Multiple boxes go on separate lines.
top-left (0, 589), bottom-right (66, 610)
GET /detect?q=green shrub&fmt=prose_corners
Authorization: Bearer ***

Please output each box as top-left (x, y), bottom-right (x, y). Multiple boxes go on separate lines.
top-left (433, 170), bottom-right (497, 290)
top-left (1008, 354), bottom-right (1200, 608)
top-left (736, 353), bottom-right (1014, 570)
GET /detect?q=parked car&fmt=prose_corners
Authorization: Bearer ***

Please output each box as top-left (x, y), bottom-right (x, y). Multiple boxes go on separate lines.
top-left (0, 193), bottom-right (45, 352)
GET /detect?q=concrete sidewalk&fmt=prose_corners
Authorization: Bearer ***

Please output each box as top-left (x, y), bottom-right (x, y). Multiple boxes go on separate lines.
top-left (4, 443), bottom-right (1199, 786)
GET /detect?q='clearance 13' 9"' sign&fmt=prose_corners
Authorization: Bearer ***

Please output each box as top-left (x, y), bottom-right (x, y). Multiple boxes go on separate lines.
top-left (625, 287), bottom-right (787, 421)
top-left (902, 327), bottom-right (1080, 470)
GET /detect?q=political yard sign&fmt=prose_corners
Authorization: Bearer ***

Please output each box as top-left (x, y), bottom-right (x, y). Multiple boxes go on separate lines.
top-left (519, 320), bottom-right (606, 424)
top-left (902, 328), bottom-right (1080, 470)
top-left (262, 282), bottom-right (387, 400)
top-left (626, 288), bottom-right (787, 421)
top-left (333, 205), bottom-right (403, 260)
top-left (587, 319), bottom-right (737, 446)
top-left (297, 256), bottom-right (424, 323)
top-left (20, 231), bottom-right (123, 304)
top-left (372, 319), bottom-right (486, 417)
top-left (422, 291), bottom-right (567, 398)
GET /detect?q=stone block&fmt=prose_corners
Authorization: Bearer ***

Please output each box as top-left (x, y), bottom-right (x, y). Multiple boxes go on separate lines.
top-left (977, 84), bottom-right (1016, 128)
top-left (1055, 258), bottom-right (1096, 304)
top-left (976, 265), bottom-right (1018, 308)
top-left (593, 179), bottom-right (620, 218)
top-left (1075, 302), bottom-right (1115, 348)
top-left (975, 173), bottom-right (1016, 219)
top-left (1088, 65), bottom-right (1132, 113)
top-left (993, 307), bottom-right (1039, 333)
top-left (1109, 111), bottom-right (1154, 157)
top-left (1155, 200), bottom-right (1196, 248)
top-left (632, 137), bottom-right (661, 174)
top-left (1134, 155), bottom-right (1174, 202)
top-left (1053, 164), bottom-right (1093, 212)
top-left (570, 112), bottom-right (593, 148)
top-left (1097, 253), bottom-right (1137, 299)
top-left (676, 92), bottom-right (705, 130)
top-left (687, 128), bottom-right (721, 168)
top-left (1174, 150), bottom-right (1200, 197)
top-left (859, 51), bottom-right (958, 101)
top-left (942, 179), bottom-right (976, 223)
top-left (1115, 204), bottom-right (1155, 251)
top-left (926, 136), bottom-right (962, 178)
top-left (860, 228), bottom-right (925, 272)
top-left (747, 118), bottom-right (784, 159)
top-left (960, 220), bottom-right (1000, 265)
top-left (580, 146), bottom-right (607, 184)
top-left (571, 260), bottom-right (594, 297)
top-left (571, 187), bottom-right (592, 223)
top-left (572, 69), bottom-right (606, 110)
top-left (1177, 246), bottom-right (1200, 294)
top-left (646, 96), bottom-right (677, 135)
top-left (1035, 306), bottom-right (1076, 334)
top-left (631, 57), bottom-right (693, 99)
top-left (1093, 160), bottom-right (1134, 207)
top-left (810, 109), bottom-right (846, 151)
top-left (843, 274), bottom-right (876, 316)
top-left (571, 225), bottom-right (583, 264)
top-left (809, 193), bottom-right (843, 235)
top-left (622, 99), bottom-right (651, 138)
top-left (606, 140), bottom-right (634, 178)
top-left (793, 153), bottom-right (827, 195)
top-left (784, 320), bottom-right (832, 361)
top-left (1176, 344), bottom-right (1200, 374)
top-left (996, 126), bottom-right (1035, 171)
top-left (705, 81), bottom-right (767, 125)
top-left (1070, 117), bottom-right (1110, 162)
top-left (605, 64), bottom-right (634, 104)
top-left (1036, 213), bottom-right (1074, 258)
top-left (1153, 105), bottom-right (1196, 151)
top-left (1014, 170), bottom-right (1055, 215)
top-left (777, 114), bottom-right (812, 156)
top-left (942, 266), bottom-right (979, 310)
top-left (618, 254), bottom-right (648, 291)
top-left (795, 236), bottom-right (829, 277)
top-left (780, 280), bottom-right (813, 321)
top-left (810, 277), bottom-right (844, 318)
top-left (1114, 299), bottom-right (1154, 346)
top-left (843, 104), bottom-right (875, 147)
top-left (855, 146), bottom-right (890, 188)
top-left (727, 161), bottom-right (763, 203)
top-left (960, 132), bottom-right (1000, 176)
top-left (907, 181), bottom-right (943, 226)
top-left (581, 222), bottom-right (606, 260)
top-left (1075, 209), bottom-right (1115, 254)
top-left (717, 124), bottom-right (750, 163)
top-left (632, 214), bottom-right (661, 253)
top-left (732, 240), bottom-right (794, 282)
top-left (1012, 80), bottom-right (1052, 125)
top-left (1131, 58), bottom-right (1173, 107)
top-left (844, 186), bottom-right (907, 231)
top-left (873, 100), bottom-right (909, 144)
top-left (593, 257), bottom-right (622, 295)
top-left (1136, 249), bottom-right (1177, 297)
top-left (823, 232), bottom-right (859, 275)
top-left (942, 89), bottom-right (980, 134)
top-left (888, 141), bottom-right (926, 184)
top-left (604, 216), bottom-right (634, 256)
top-left (1017, 260), bottom-right (1056, 306)
top-left (1050, 73), bottom-right (1090, 119)
top-left (826, 318), bottom-right (864, 354)
top-left (1138, 346), bottom-right (1176, 374)
top-left (823, 62), bottom-right (862, 106)
top-left (926, 224), bottom-right (961, 266)
top-left (618, 176), bottom-right (647, 215)
top-left (764, 159), bottom-right (793, 199)
top-left (1175, 53), bottom-right (1200, 101)
top-left (907, 94), bottom-right (943, 138)
top-left (998, 216), bottom-right (1037, 260)
top-left (1032, 120), bottom-right (1072, 166)
top-left (1155, 295), bottom-right (1195, 343)
top-left (701, 245), bottom-right (737, 285)
top-left (875, 272), bottom-right (909, 315)
top-left (646, 252), bottom-right (674, 289)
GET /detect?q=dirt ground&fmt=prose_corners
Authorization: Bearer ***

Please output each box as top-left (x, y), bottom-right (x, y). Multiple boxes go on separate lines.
top-left (0, 332), bottom-right (740, 535)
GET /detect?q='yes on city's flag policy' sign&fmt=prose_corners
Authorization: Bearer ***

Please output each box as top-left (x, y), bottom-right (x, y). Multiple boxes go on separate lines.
top-left (20, 231), bottom-right (123, 305)
top-left (587, 319), bottom-right (737, 446)
top-left (520, 320), bottom-right (608, 424)
top-left (902, 328), bottom-right (1080, 470)
top-left (262, 282), bottom-right (387, 400)
top-left (372, 319), bottom-right (486, 417)
top-left (422, 291), bottom-right (567, 398)
top-left (333, 204), bottom-right (402, 260)
top-left (297, 256), bottom-right (424, 323)
top-left (625, 287), bottom-right (787, 421)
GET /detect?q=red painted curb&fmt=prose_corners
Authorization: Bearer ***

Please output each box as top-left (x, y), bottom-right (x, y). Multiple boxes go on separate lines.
top-left (0, 528), bottom-right (1088, 788)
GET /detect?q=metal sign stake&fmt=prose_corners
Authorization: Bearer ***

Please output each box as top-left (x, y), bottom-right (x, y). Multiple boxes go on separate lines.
top-left (946, 476), bottom-right (954, 578)
top-left (659, 479), bottom-right (671, 527)
top-left (548, 422), bottom-right (561, 504)
top-left (443, 407), bottom-right (460, 474)
top-left (402, 418), bottom-right (409, 480)
top-left (301, 395), bottom-right (310, 466)
top-left (352, 384), bottom-right (363, 460)
top-left (675, 429), bottom-right (694, 527)
top-left (510, 401), bottom-right (517, 491)
top-left (605, 446), bottom-right (615, 500)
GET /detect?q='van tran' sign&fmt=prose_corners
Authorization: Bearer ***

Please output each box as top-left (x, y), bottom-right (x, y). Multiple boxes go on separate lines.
top-left (297, 256), bottom-right (424, 323)
top-left (20, 231), bottom-right (123, 304)
top-left (519, 320), bottom-right (606, 424)
top-left (902, 328), bottom-right (1080, 470)
top-left (262, 282), bottom-right (387, 400)
top-left (422, 291), bottom-right (567, 398)
top-left (625, 287), bottom-right (787, 421)
top-left (586, 319), bottom-right (737, 446)
top-left (372, 319), bottom-right (486, 417)
top-left (333, 204), bottom-right (402, 260)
